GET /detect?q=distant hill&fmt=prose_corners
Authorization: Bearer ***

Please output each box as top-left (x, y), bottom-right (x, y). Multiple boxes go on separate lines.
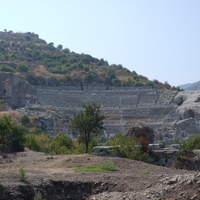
top-left (178, 82), bottom-right (196, 90)
top-left (179, 81), bottom-right (200, 90)
top-left (0, 31), bottom-right (179, 90)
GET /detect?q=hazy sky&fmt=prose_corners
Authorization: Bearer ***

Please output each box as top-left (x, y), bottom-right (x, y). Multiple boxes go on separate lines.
top-left (1, 0), bottom-right (200, 86)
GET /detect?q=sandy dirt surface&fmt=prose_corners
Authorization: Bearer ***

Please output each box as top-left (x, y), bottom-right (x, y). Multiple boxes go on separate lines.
top-left (0, 149), bottom-right (199, 199)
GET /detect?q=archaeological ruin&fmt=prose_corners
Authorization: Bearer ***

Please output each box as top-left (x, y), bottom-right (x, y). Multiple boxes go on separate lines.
top-left (1, 72), bottom-right (200, 146)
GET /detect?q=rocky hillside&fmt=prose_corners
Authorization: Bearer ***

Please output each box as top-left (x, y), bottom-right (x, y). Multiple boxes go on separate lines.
top-left (0, 31), bottom-right (179, 90)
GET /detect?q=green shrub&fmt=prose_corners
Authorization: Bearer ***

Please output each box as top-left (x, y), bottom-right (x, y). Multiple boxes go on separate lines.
top-left (17, 62), bottom-right (29, 72)
top-left (25, 133), bottom-right (75, 155)
top-left (106, 134), bottom-right (149, 163)
top-left (37, 134), bottom-right (52, 153)
top-left (83, 66), bottom-right (89, 72)
top-left (49, 133), bottom-right (73, 154)
top-left (144, 82), bottom-right (154, 87)
top-left (0, 65), bottom-right (14, 72)
top-left (25, 134), bottom-right (41, 152)
top-left (25, 130), bottom-right (100, 155)
top-left (180, 133), bottom-right (200, 150)
top-left (134, 82), bottom-right (144, 87)
top-left (49, 66), bottom-right (62, 74)
top-left (73, 137), bottom-right (99, 154)
top-left (18, 167), bottom-right (26, 182)
top-left (153, 79), bottom-right (159, 84)
top-left (0, 116), bottom-right (25, 153)
top-left (34, 191), bottom-right (42, 200)
top-left (141, 169), bottom-right (150, 174)
top-left (20, 115), bottom-right (30, 126)
top-left (72, 141), bottom-right (85, 154)
top-left (177, 149), bottom-right (195, 158)
top-left (10, 125), bottom-right (25, 152)
top-left (54, 134), bottom-right (72, 148)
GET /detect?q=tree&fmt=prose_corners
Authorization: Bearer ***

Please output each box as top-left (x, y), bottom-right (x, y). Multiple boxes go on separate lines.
top-left (0, 116), bottom-right (25, 153)
top-left (57, 44), bottom-right (63, 50)
top-left (70, 103), bottom-right (107, 153)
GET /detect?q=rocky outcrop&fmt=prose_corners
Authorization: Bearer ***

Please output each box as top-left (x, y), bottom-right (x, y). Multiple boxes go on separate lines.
top-left (175, 91), bottom-right (200, 121)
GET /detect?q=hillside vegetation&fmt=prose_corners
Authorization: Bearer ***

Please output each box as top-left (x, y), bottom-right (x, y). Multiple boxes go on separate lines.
top-left (0, 30), bottom-right (179, 89)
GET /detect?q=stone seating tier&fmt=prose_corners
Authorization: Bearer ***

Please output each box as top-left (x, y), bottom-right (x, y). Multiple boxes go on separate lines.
top-left (37, 88), bottom-right (177, 108)
top-left (36, 88), bottom-right (177, 127)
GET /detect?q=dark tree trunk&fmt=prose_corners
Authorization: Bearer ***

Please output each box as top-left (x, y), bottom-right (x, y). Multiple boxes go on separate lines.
top-left (85, 146), bottom-right (88, 153)
top-left (85, 141), bottom-right (89, 153)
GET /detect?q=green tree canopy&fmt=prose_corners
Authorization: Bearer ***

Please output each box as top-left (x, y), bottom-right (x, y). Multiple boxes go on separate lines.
top-left (70, 103), bottom-right (107, 153)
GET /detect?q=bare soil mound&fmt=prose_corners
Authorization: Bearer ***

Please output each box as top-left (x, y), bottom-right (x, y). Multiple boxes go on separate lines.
top-left (0, 149), bottom-right (199, 199)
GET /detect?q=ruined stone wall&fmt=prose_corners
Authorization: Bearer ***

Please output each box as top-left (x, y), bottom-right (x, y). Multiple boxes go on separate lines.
top-left (12, 82), bottom-right (200, 146)
top-left (0, 72), bottom-right (37, 109)
top-left (36, 85), bottom-right (154, 91)
top-left (1, 73), bottom-right (199, 145)
top-left (34, 86), bottom-right (181, 140)
top-left (36, 87), bottom-right (177, 109)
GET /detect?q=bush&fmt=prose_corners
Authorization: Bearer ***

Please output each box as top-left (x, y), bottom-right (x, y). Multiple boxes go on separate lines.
top-left (25, 134), bottom-right (41, 152)
top-left (20, 115), bottom-right (30, 126)
top-left (25, 133), bottom-right (74, 155)
top-left (176, 149), bottom-right (195, 158)
top-left (10, 125), bottom-right (25, 152)
top-left (144, 82), bottom-right (154, 87)
top-left (49, 66), bottom-right (62, 74)
top-left (0, 116), bottom-right (25, 153)
top-left (106, 134), bottom-right (149, 163)
top-left (34, 191), bottom-right (42, 200)
top-left (134, 82), bottom-right (144, 87)
top-left (0, 65), bottom-right (14, 72)
top-left (18, 167), bottom-right (27, 182)
top-left (17, 62), bottom-right (29, 72)
top-left (25, 133), bottom-right (51, 154)
top-left (49, 134), bottom-right (73, 154)
top-left (180, 133), bottom-right (200, 151)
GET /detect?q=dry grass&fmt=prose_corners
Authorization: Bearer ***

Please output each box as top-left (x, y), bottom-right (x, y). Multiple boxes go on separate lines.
top-left (0, 111), bottom-right (22, 125)
top-left (30, 65), bottom-right (53, 78)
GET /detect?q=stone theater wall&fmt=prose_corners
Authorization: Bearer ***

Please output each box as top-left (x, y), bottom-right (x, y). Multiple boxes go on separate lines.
top-left (35, 86), bottom-right (180, 140)
top-left (0, 72), bottom-right (37, 109)
top-left (1, 72), bottom-right (199, 144)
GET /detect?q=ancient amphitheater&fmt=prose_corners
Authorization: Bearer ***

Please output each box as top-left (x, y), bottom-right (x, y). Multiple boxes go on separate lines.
top-left (1, 72), bottom-right (200, 145)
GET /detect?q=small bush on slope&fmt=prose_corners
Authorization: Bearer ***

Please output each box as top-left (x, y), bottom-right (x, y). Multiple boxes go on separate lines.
top-left (106, 134), bottom-right (149, 163)
top-left (180, 133), bottom-right (200, 151)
